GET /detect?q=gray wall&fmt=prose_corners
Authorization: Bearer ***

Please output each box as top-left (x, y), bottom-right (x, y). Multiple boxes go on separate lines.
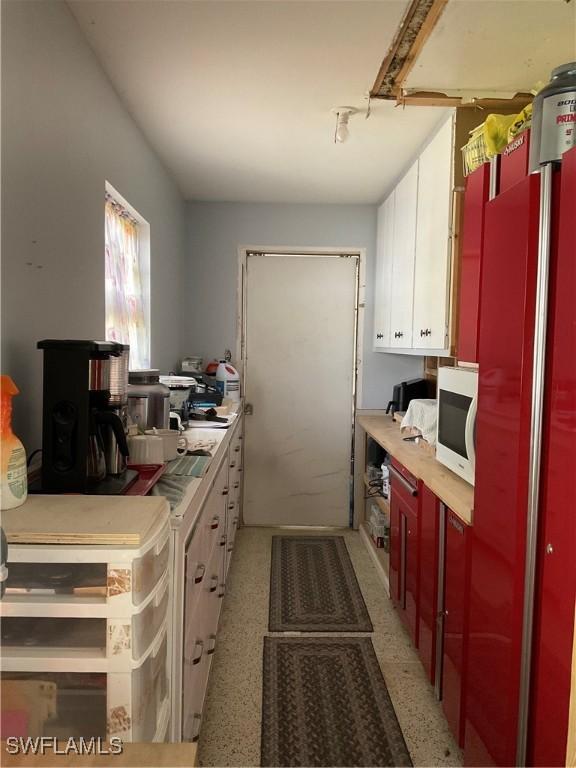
top-left (184, 202), bottom-right (423, 409)
top-left (1, 1), bottom-right (187, 451)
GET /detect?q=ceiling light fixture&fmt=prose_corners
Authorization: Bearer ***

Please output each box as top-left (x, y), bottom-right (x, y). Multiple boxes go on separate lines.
top-left (331, 107), bottom-right (358, 144)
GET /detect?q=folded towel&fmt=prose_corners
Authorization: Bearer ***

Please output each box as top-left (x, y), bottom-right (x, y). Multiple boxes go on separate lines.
top-left (401, 399), bottom-right (438, 445)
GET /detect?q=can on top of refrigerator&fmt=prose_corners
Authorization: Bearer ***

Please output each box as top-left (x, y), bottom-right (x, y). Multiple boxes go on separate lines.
top-left (530, 62), bottom-right (576, 172)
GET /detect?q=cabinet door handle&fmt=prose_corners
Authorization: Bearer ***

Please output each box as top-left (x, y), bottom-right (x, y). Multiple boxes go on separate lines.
top-left (234, 446), bottom-right (241, 453)
top-left (189, 713), bottom-right (202, 743)
top-left (207, 633), bottom-right (217, 653)
top-left (229, 461), bottom-right (236, 469)
top-left (222, 488), bottom-right (229, 496)
top-left (228, 502), bottom-right (235, 510)
top-left (219, 534), bottom-right (226, 547)
top-left (211, 516), bottom-right (219, 529)
top-left (218, 582), bottom-right (226, 598)
top-left (209, 575), bottom-right (218, 592)
top-left (420, 328), bottom-right (431, 337)
top-left (227, 543), bottom-right (234, 553)
top-left (389, 465), bottom-right (418, 496)
top-left (376, 333), bottom-right (383, 340)
top-left (194, 563), bottom-right (206, 584)
top-left (187, 639), bottom-right (203, 665)
top-left (233, 482), bottom-right (240, 489)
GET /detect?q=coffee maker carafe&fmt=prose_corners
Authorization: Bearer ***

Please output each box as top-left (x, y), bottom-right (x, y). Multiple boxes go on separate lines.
top-left (37, 340), bottom-right (136, 494)
top-left (100, 344), bottom-right (131, 477)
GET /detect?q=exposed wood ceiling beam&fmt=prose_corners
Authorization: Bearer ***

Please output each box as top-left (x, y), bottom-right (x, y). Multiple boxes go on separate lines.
top-left (370, 0), bottom-right (449, 99)
top-left (391, 91), bottom-right (533, 109)
top-left (370, 0), bottom-right (533, 109)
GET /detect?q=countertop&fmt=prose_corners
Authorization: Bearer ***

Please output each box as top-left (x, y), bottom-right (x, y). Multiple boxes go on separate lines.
top-left (358, 414), bottom-right (474, 525)
top-left (165, 414), bottom-right (238, 536)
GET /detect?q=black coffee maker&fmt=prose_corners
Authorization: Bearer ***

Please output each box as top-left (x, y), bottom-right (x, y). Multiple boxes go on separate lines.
top-left (36, 340), bottom-right (137, 494)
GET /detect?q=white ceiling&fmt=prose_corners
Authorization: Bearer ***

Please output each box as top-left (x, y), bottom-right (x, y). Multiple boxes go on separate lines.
top-left (405, 0), bottom-right (576, 97)
top-left (68, 0), bottom-right (576, 205)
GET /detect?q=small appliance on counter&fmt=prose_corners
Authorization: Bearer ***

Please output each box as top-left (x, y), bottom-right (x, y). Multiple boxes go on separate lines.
top-left (127, 370), bottom-right (170, 432)
top-left (35, 339), bottom-right (137, 494)
top-left (435, 366), bottom-right (478, 485)
top-left (386, 377), bottom-right (429, 417)
top-left (101, 343), bottom-right (130, 477)
top-left (159, 375), bottom-right (196, 412)
top-left (180, 356), bottom-right (203, 375)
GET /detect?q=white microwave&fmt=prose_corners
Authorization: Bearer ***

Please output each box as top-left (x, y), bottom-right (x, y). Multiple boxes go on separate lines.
top-left (436, 366), bottom-right (478, 486)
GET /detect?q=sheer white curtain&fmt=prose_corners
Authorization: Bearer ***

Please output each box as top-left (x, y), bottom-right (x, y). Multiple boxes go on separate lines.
top-left (105, 196), bottom-right (150, 369)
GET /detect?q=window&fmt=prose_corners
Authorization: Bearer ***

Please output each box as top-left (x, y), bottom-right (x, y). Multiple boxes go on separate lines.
top-left (104, 183), bottom-right (150, 370)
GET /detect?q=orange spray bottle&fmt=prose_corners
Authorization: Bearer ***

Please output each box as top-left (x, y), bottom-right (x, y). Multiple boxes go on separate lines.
top-left (0, 376), bottom-right (28, 510)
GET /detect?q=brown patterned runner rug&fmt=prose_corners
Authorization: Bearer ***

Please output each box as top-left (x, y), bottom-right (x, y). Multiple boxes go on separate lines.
top-left (261, 636), bottom-right (412, 767)
top-left (269, 536), bottom-right (373, 632)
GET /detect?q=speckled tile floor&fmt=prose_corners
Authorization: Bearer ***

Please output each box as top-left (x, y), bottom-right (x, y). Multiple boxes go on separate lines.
top-left (197, 527), bottom-right (462, 767)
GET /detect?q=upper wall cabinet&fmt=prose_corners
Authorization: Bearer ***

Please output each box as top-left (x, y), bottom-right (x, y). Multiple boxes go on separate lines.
top-left (373, 191), bottom-right (395, 349)
top-left (412, 119), bottom-right (453, 350)
top-left (373, 111), bottom-right (478, 356)
top-left (389, 161), bottom-right (419, 349)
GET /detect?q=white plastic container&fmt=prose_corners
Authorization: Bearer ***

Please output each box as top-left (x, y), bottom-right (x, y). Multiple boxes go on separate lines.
top-left (0, 626), bottom-right (169, 742)
top-left (215, 361), bottom-right (240, 402)
top-left (381, 464), bottom-right (390, 498)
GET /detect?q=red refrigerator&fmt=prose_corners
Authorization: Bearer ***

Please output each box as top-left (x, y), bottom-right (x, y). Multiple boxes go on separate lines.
top-left (464, 146), bottom-right (576, 766)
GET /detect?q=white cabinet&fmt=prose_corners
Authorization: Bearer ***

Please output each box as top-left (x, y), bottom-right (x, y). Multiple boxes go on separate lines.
top-left (412, 118), bottom-right (453, 350)
top-left (373, 192), bottom-right (394, 349)
top-left (373, 114), bottom-right (455, 355)
top-left (389, 160), bottom-right (418, 348)
top-left (179, 416), bottom-right (243, 743)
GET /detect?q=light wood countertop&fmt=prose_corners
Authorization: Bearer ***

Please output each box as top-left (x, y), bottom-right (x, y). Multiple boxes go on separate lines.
top-left (357, 414), bottom-right (474, 525)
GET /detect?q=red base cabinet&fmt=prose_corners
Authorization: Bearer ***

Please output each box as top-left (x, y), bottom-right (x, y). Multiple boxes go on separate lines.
top-left (418, 486), bottom-right (440, 684)
top-left (389, 486), bottom-right (401, 609)
top-left (442, 510), bottom-right (472, 749)
top-left (389, 459), bottom-right (420, 648)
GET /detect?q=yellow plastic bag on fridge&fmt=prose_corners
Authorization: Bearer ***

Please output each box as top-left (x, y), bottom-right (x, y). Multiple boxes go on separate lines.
top-left (483, 113), bottom-right (518, 156)
top-left (507, 103), bottom-right (533, 143)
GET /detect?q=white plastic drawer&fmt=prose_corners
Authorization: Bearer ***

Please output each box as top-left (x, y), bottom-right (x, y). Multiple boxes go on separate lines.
top-left (0, 672), bottom-right (107, 739)
top-left (130, 633), bottom-right (168, 741)
top-left (132, 534), bottom-right (170, 606)
top-left (129, 576), bottom-right (169, 660)
top-left (0, 633), bottom-right (168, 743)
top-left (1, 578), bottom-right (169, 665)
top-left (3, 521), bottom-right (171, 614)
top-left (2, 618), bottom-right (105, 652)
top-left (4, 563), bottom-right (107, 598)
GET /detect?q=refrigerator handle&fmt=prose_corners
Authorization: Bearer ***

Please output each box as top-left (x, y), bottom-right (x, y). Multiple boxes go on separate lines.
top-left (516, 161), bottom-right (554, 767)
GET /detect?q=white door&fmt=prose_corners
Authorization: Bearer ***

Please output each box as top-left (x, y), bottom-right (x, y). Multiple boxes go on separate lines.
top-left (373, 192), bottom-right (395, 349)
top-left (389, 160), bottom-right (418, 348)
top-left (412, 117), bottom-right (453, 350)
top-left (242, 254), bottom-right (357, 527)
